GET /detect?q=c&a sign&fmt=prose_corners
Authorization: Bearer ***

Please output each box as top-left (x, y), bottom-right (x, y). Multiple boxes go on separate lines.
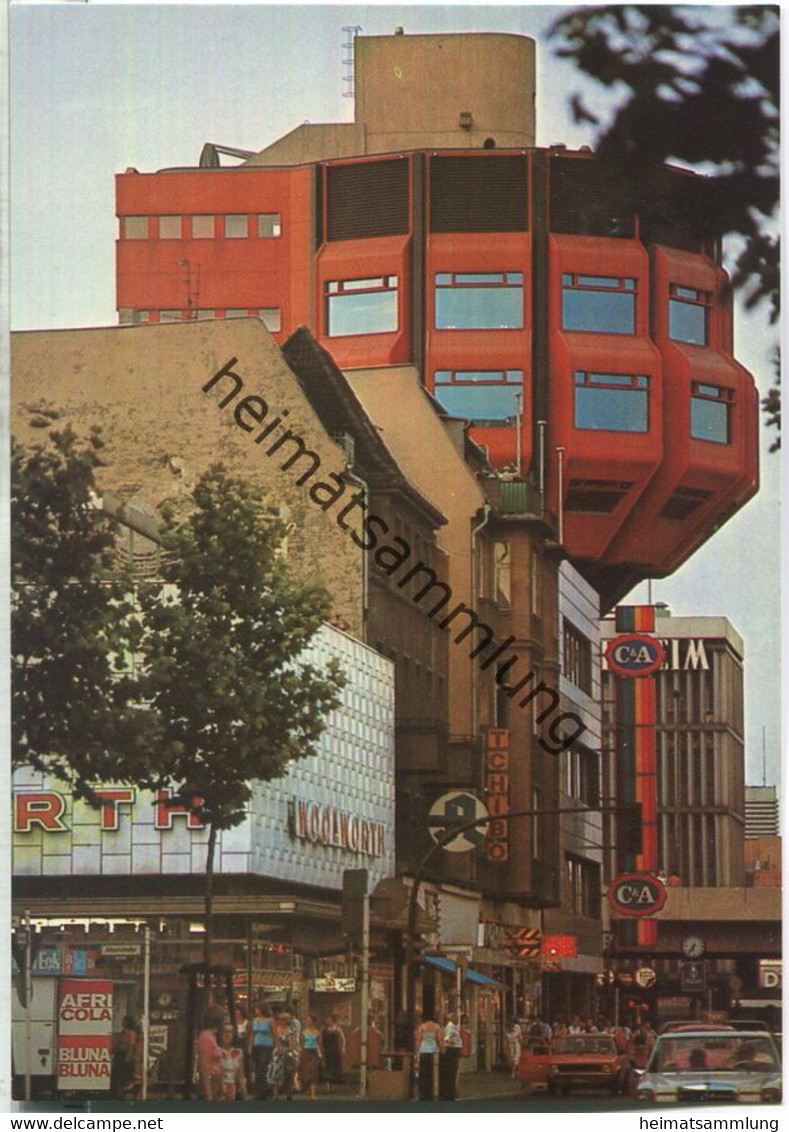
top-left (605, 635), bottom-right (665, 677)
top-left (607, 872), bottom-right (668, 917)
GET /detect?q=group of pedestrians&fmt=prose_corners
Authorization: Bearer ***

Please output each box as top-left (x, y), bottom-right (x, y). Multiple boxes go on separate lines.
top-left (197, 1002), bottom-right (346, 1101)
top-left (415, 1012), bottom-right (464, 1101)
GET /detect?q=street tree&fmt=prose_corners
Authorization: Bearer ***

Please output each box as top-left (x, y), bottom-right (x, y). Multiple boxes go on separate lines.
top-left (135, 466), bottom-right (345, 966)
top-left (550, 4), bottom-right (780, 448)
top-left (11, 409), bottom-right (145, 790)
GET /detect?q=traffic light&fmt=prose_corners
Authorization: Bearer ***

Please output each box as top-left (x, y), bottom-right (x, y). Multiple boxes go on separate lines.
top-left (617, 802), bottom-right (643, 855)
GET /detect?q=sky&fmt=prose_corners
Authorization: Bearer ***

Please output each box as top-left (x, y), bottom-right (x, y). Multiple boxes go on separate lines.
top-left (8, 2), bottom-right (782, 791)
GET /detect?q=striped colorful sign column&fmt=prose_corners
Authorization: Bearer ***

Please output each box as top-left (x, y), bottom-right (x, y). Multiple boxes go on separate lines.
top-left (613, 605), bottom-right (659, 947)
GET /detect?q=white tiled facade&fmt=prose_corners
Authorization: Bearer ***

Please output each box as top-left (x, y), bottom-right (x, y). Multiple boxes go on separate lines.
top-left (13, 624), bottom-right (395, 890)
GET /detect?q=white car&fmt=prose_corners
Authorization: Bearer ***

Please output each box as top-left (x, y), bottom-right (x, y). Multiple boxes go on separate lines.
top-left (637, 1031), bottom-right (781, 1104)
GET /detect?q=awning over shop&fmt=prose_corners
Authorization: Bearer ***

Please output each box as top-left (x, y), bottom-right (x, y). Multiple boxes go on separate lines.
top-left (465, 967), bottom-right (504, 988)
top-left (424, 955), bottom-right (457, 975)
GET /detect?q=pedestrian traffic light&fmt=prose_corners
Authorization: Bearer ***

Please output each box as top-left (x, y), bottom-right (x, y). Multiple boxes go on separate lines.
top-left (617, 802), bottom-right (643, 855)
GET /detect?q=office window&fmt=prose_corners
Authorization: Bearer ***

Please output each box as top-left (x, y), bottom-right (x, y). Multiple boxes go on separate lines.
top-left (562, 618), bottom-right (593, 694)
top-left (691, 383), bottom-right (732, 444)
top-left (433, 369), bottom-right (522, 421)
top-left (224, 214), bottom-right (249, 238)
top-left (531, 549), bottom-right (541, 616)
top-left (260, 308), bottom-right (282, 332)
top-left (192, 215), bottom-right (215, 239)
top-left (435, 272), bottom-right (524, 329)
top-left (326, 276), bottom-right (398, 337)
top-left (158, 215), bottom-right (182, 239)
top-left (561, 274), bottom-right (636, 334)
top-left (566, 854), bottom-right (601, 917)
top-left (493, 541), bottom-right (511, 609)
top-left (565, 747), bottom-right (600, 807)
top-left (669, 284), bottom-right (710, 345)
top-left (532, 787), bottom-right (541, 859)
top-left (574, 371), bottom-right (649, 432)
top-left (257, 213), bottom-right (282, 237)
top-left (122, 216), bottom-right (148, 240)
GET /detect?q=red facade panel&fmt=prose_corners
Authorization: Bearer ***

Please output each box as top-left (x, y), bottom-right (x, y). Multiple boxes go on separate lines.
top-left (547, 235), bottom-right (662, 562)
top-left (605, 246), bottom-right (758, 574)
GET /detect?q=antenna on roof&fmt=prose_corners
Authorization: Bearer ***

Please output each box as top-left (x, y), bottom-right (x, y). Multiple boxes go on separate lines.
top-left (342, 26), bottom-right (362, 99)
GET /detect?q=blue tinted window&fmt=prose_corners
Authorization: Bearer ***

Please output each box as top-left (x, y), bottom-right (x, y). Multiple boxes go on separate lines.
top-left (562, 278), bottom-right (635, 334)
top-left (691, 387), bottom-right (730, 443)
top-left (327, 279), bottom-right (398, 336)
top-left (669, 298), bottom-right (707, 345)
top-left (433, 384), bottom-right (521, 420)
top-left (435, 274), bottom-right (524, 329)
top-left (575, 373), bottom-right (649, 432)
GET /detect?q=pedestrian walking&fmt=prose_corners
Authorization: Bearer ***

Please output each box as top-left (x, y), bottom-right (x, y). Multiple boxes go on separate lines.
top-left (439, 1013), bottom-right (463, 1100)
top-left (110, 1015), bottom-right (142, 1100)
top-left (299, 1014), bottom-right (322, 1101)
top-left (415, 1013), bottom-right (443, 1101)
top-left (217, 1021), bottom-right (247, 1101)
top-left (196, 1007), bottom-right (225, 1101)
top-left (249, 1002), bottom-right (277, 1100)
top-left (320, 1014), bottom-right (346, 1094)
top-left (269, 1011), bottom-right (300, 1100)
top-left (506, 1017), bottom-right (522, 1077)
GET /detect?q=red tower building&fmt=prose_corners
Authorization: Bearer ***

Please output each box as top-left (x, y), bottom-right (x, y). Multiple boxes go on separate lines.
top-left (115, 32), bottom-right (758, 608)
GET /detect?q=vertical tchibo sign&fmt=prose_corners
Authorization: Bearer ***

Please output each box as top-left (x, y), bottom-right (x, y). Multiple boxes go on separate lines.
top-left (57, 980), bottom-right (113, 1091)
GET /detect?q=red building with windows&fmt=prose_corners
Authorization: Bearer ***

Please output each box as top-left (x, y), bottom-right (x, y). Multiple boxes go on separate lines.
top-left (116, 33), bottom-right (757, 613)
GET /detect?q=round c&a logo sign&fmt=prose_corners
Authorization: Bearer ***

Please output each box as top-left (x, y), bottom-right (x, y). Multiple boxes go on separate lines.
top-left (606, 634), bottom-right (665, 677)
top-left (607, 873), bottom-right (668, 917)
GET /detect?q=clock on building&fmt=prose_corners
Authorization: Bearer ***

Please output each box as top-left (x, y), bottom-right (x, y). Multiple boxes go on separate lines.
top-left (682, 935), bottom-right (706, 959)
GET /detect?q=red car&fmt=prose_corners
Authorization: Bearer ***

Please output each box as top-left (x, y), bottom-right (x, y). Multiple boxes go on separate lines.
top-left (516, 1037), bottom-right (553, 1091)
top-left (547, 1033), bottom-right (630, 1096)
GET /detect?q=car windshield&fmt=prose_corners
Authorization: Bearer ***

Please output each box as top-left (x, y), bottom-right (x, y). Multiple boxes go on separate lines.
top-left (557, 1037), bottom-right (615, 1055)
top-left (650, 1036), bottom-right (778, 1074)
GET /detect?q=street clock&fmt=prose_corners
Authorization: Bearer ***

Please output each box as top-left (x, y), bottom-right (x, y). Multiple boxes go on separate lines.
top-left (682, 935), bottom-right (706, 959)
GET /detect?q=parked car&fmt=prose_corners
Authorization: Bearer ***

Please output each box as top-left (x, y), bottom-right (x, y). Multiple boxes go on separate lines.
top-left (636, 1031), bottom-right (782, 1104)
top-left (547, 1033), bottom-right (630, 1096)
top-left (516, 1037), bottom-right (552, 1092)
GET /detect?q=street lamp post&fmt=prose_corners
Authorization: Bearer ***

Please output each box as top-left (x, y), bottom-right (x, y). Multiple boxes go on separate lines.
top-left (404, 804), bottom-right (624, 1072)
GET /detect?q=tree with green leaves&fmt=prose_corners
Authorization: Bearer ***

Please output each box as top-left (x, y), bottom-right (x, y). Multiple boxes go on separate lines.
top-left (13, 416), bottom-right (346, 967)
top-left (550, 4), bottom-right (780, 448)
top-left (135, 466), bottom-right (345, 965)
top-left (11, 408), bottom-right (144, 790)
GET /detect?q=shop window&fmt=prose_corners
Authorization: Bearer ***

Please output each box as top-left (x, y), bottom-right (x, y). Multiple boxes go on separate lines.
top-left (224, 214), bottom-right (249, 238)
top-left (158, 215), bottom-right (182, 239)
top-left (691, 383), bottom-right (732, 444)
top-left (326, 276), bottom-right (398, 337)
top-left (435, 272), bottom-right (524, 329)
top-left (433, 369), bottom-right (522, 421)
top-left (257, 213), bottom-right (282, 237)
top-left (260, 308), bottom-right (282, 332)
top-left (225, 309), bottom-right (249, 319)
top-left (669, 284), bottom-right (710, 345)
top-left (562, 618), bottom-right (593, 694)
top-left (159, 310), bottom-right (182, 323)
top-left (192, 215), bottom-right (215, 239)
top-left (193, 310), bottom-right (213, 320)
top-left (574, 371), bottom-right (649, 432)
top-left (122, 216), bottom-right (148, 240)
top-left (561, 274), bottom-right (636, 334)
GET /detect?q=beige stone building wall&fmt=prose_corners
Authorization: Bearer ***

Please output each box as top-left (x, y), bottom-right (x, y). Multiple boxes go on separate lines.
top-left (344, 364), bottom-right (485, 740)
top-left (11, 318), bottom-right (364, 636)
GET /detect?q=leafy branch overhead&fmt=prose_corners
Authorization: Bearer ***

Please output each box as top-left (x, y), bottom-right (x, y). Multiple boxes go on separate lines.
top-left (550, 5), bottom-right (780, 445)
